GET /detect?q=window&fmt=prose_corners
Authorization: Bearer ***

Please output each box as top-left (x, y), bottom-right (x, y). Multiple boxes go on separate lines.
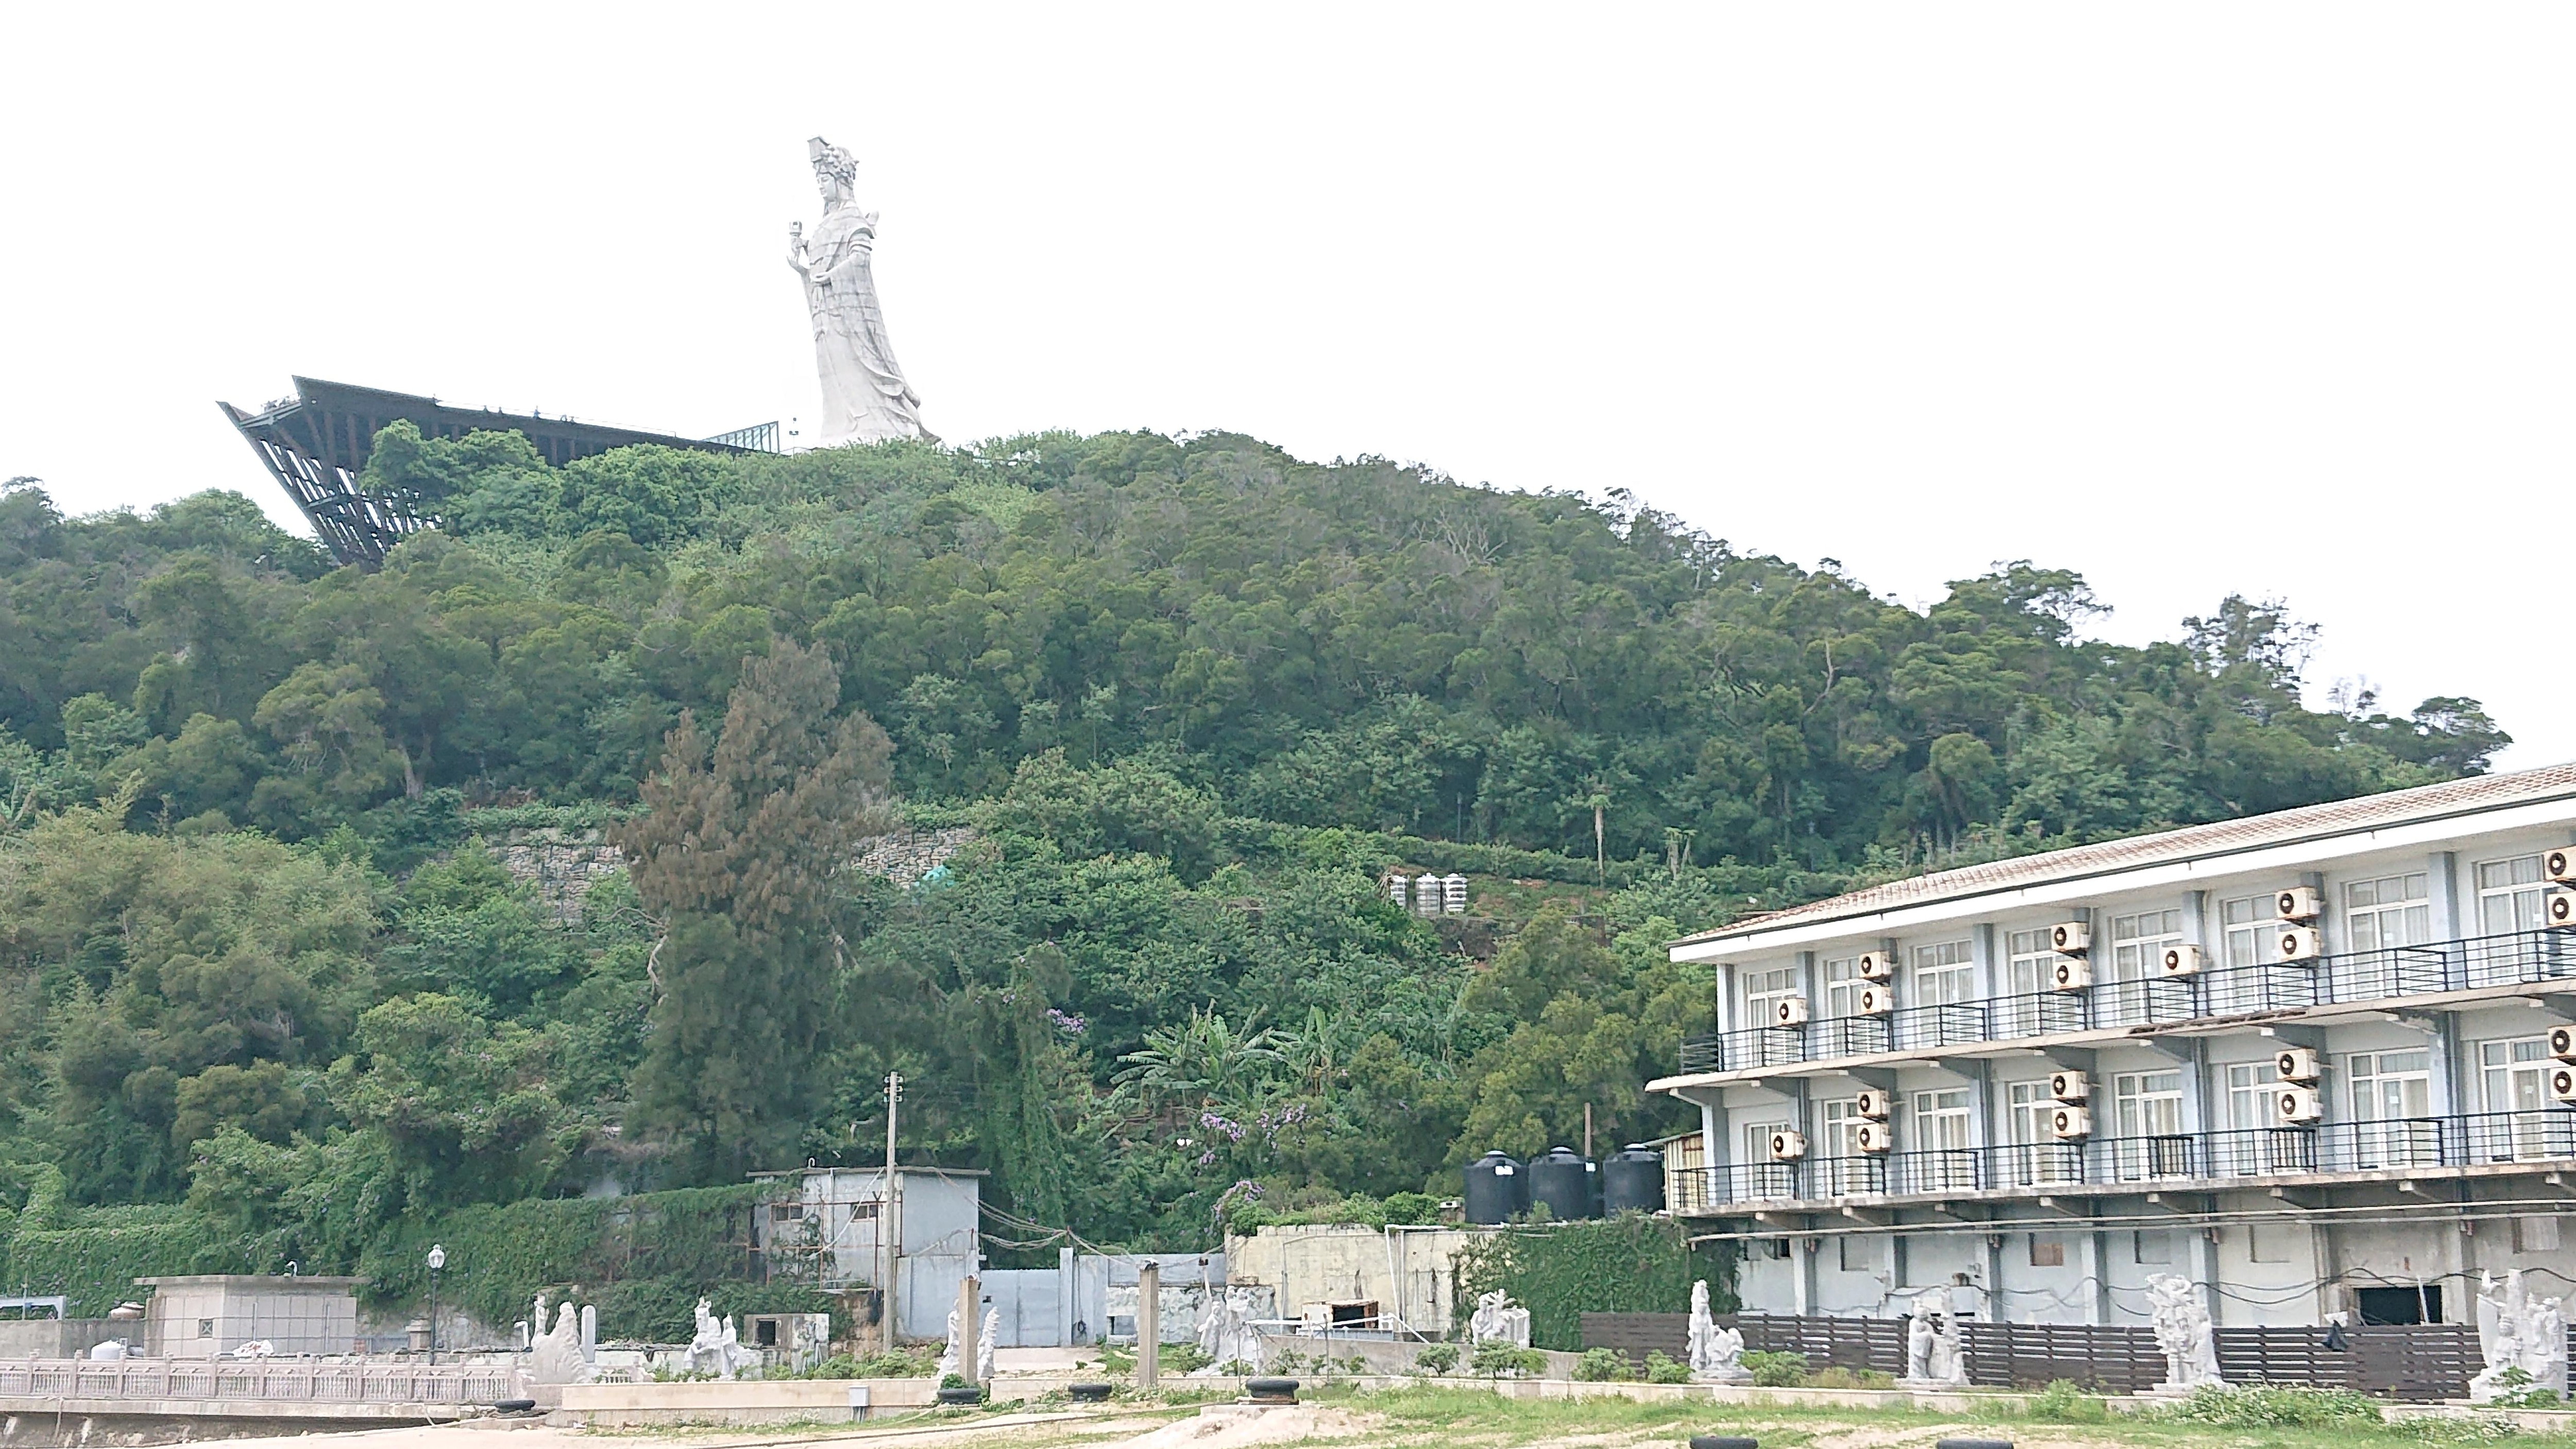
top-left (1743, 1120), bottom-right (1795, 1198)
top-left (2478, 1037), bottom-right (2567, 1161)
top-left (1838, 1236), bottom-right (1875, 1271)
top-left (2348, 1049), bottom-right (2436, 1168)
top-left (1999, 928), bottom-right (2076, 1037)
top-left (2472, 857), bottom-right (2548, 984)
top-left (1912, 1089), bottom-right (1972, 1150)
top-left (2224, 1060), bottom-right (2281, 1130)
top-left (2347, 874), bottom-right (2432, 951)
top-left (2517, 1216), bottom-right (2562, 1254)
top-left (1905, 1087), bottom-right (1974, 1191)
top-left (2106, 910), bottom-right (2183, 1025)
top-left (2028, 1237), bottom-right (2064, 1268)
top-left (2005, 1078), bottom-right (2076, 1184)
top-left (1744, 966), bottom-right (1800, 1027)
top-left (2343, 873), bottom-right (2433, 997)
top-left (1817, 1098), bottom-right (1875, 1195)
top-left (2219, 895), bottom-right (2272, 969)
top-left (197, 1318), bottom-right (214, 1339)
top-left (1912, 941), bottom-right (1973, 1007)
top-left (1821, 956), bottom-right (1863, 1019)
top-left (2210, 1058), bottom-right (2302, 1174)
top-left (2133, 1230), bottom-right (2172, 1264)
top-left (2114, 1070), bottom-right (2187, 1178)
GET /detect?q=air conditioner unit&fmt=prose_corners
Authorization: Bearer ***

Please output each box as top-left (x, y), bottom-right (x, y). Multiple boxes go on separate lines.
top-left (2275, 1085), bottom-right (2324, 1124)
top-left (2051, 921), bottom-right (2091, 956)
top-left (2051, 1105), bottom-right (2092, 1139)
top-left (1768, 1129), bottom-right (1808, 1162)
top-left (1854, 1087), bottom-right (1892, 1120)
top-left (2549, 1025), bottom-right (2576, 1063)
top-left (2546, 847), bottom-right (2576, 885)
top-left (2548, 888), bottom-right (2576, 931)
top-left (2052, 957), bottom-right (2093, 992)
top-left (1773, 996), bottom-right (1811, 1027)
top-left (2274, 927), bottom-right (2325, 962)
top-left (2160, 944), bottom-right (2205, 978)
top-left (2554, 1066), bottom-right (2576, 1104)
top-left (2049, 1069), bottom-right (2091, 1103)
top-left (1854, 1121), bottom-right (1893, 1154)
top-left (1857, 951), bottom-right (1894, 982)
top-left (1857, 984), bottom-right (1895, 1016)
top-left (2275, 885), bottom-right (2324, 922)
top-left (2275, 1046), bottom-right (2322, 1084)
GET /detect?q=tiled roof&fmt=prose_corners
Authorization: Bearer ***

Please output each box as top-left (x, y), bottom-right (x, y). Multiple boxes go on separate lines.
top-left (1673, 761), bottom-right (2576, 951)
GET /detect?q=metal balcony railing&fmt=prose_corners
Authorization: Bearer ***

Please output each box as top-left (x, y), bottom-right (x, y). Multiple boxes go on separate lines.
top-left (1673, 1110), bottom-right (2576, 1214)
top-left (1674, 929), bottom-right (2576, 1076)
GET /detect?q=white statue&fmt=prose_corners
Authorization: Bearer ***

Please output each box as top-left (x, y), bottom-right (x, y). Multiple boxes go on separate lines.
top-left (1191, 1286), bottom-right (1265, 1375)
top-left (2473, 1270), bottom-right (2569, 1403)
top-left (1468, 1289), bottom-right (1532, 1349)
top-left (978, 1307), bottom-right (999, 1381)
top-left (87, 1339), bottom-right (127, 1361)
top-left (528, 1302), bottom-right (592, 1386)
top-left (1686, 1280), bottom-right (1749, 1382)
top-left (1896, 1289), bottom-right (1967, 1388)
top-left (228, 1339), bottom-right (275, 1359)
top-left (937, 1306), bottom-right (962, 1378)
top-left (2145, 1274), bottom-right (2224, 1391)
top-left (791, 138), bottom-right (929, 446)
top-left (686, 1297), bottom-right (750, 1380)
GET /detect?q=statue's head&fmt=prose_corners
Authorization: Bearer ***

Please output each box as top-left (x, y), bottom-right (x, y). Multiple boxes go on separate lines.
top-left (808, 137), bottom-right (858, 206)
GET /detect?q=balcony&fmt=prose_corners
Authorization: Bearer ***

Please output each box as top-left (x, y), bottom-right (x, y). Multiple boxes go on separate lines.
top-left (1668, 1109), bottom-right (2576, 1215)
top-left (1675, 928), bottom-right (2575, 1076)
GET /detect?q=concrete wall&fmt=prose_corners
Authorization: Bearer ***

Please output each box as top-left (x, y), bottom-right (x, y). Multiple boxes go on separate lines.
top-left (143, 1284), bottom-right (357, 1359)
top-left (0, 1320), bottom-right (122, 1358)
top-left (1223, 1224), bottom-right (1483, 1338)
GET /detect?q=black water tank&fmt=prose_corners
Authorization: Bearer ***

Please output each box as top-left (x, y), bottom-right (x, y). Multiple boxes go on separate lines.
top-left (1463, 1150), bottom-right (1527, 1225)
top-left (1602, 1143), bottom-right (1665, 1214)
top-left (1528, 1146), bottom-right (1598, 1221)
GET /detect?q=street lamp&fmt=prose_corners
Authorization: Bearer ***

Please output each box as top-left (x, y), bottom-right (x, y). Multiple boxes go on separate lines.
top-left (425, 1245), bottom-right (447, 1366)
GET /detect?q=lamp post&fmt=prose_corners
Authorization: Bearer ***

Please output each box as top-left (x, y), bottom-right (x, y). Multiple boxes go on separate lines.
top-left (425, 1245), bottom-right (447, 1367)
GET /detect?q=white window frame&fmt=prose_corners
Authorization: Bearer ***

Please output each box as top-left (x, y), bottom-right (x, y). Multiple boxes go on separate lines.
top-left (2113, 1068), bottom-right (2186, 1180)
top-left (2004, 1079), bottom-right (2074, 1185)
top-left (2218, 894), bottom-right (2272, 970)
top-left (1911, 940), bottom-right (1973, 1008)
top-left (1742, 1119), bottom-right (1796, 1198)
top-left (2348, 1048), bottom-right (2435, 1168)
top-left (1998, 928), bottom-right (2062, 1037)
top-left (1743, 966), bottom-right (1800, 1028)
top-left (1821, 956), bottom-right (1863, 1019)
top-left (2471, 856), bottom-right (2547, 986)
top-left (2479, 1036), bottom-right (2563, 1162)
top-left (2106, 909), bottom-right (2182, 1024)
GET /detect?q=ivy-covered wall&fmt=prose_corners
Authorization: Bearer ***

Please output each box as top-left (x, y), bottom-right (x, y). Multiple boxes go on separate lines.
top-left (0, 1183), bottom-right (832, 1342)
top-left (1452, 1215), bottom-right (1734, 1352)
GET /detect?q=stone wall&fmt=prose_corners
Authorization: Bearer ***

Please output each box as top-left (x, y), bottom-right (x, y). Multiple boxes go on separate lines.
top-left (490, 825), bottom-right (979, 923)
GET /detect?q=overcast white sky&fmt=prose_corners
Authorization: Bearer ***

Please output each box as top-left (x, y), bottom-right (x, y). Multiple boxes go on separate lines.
top-left (2, 5), bottom-right (2567, 763)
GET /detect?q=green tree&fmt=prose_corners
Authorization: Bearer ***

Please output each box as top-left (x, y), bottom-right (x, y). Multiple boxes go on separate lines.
top-left (616, 638), bottom-right (894, 1178)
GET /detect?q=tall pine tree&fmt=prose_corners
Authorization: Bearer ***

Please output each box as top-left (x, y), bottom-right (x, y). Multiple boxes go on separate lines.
top-left (618, 639), bottom-right (893, 1178)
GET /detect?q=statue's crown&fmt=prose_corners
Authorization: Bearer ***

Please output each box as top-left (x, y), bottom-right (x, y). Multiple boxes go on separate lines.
top-left (808, 137), bottom-right (858, 186)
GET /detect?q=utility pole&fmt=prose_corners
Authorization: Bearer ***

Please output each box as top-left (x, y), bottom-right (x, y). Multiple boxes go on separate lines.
top-left (882, 1072), bottom-right (903, 1353)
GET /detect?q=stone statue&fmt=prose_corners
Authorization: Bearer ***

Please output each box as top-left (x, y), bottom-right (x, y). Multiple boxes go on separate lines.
top-left (1896, 1289), bottom-right (1967, 1388)
top-left (1468, 1289), bottom-right (1532, 1348)
top-left (2473, 1270), bottom-right (2569, 1403)
top-left (937, 1306), bottom-right (962, 1378)
top-left (1686, 1280), bottom-right (1749, 1382)
top-left (978, 1307), bottom-right (999, 1381)
top-left (1191, 1286), bottom-right (1264, 1375)
top-left (791, 138), bottom-right (929, 446)
top-left (528, 1302), bottom-right (592, 1386)
top-left (2145, 1274), bottom-right (2224, 1391)
top-left (686, 1297), bottom-right (750, 1380)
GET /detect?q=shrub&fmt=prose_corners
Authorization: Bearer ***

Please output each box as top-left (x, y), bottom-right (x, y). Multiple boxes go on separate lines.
top-left (1641, 1349), bottom-right (1691, 1385)
top-left (1216, 1358), bottom-right (1255, 1376)
top-left (1472, 1342), bottom-right (1547, 1377)
top-left (1741, 1350), bottom-right (1807, 1388)
top-left (1575, 1348), bottom-right (1631, 1382)
top-left (1162, 1342), bottom-right (1214, 1374)
top-left (2163, 1385), bottom-right (2380, 1426)
top-left (1413, 1343), bottom-right (1461, 1375)
top-left (2026, 1378), bottom-right (2107, 1422)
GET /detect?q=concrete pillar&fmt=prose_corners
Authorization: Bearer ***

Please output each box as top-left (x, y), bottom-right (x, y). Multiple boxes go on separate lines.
top-left (1059, 1246), bottom-right (1076, 1349)
top-left (956, 1275), bottom-right (980, 1384)
top-left (1136, 1262), bottom-right (1159, 1389)
top-left (2080, 1226), bottom-right (2108, 1325)
top-left (1794, 1237), bottom-right (1817, 1316)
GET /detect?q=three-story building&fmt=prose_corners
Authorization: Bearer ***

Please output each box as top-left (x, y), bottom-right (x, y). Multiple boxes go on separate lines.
top-left (1647, 764), bottom-right (2576, 1330)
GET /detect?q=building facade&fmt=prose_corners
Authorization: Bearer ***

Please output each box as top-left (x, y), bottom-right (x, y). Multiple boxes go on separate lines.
top-left (1649, 765), bottom-right (2576, 1331)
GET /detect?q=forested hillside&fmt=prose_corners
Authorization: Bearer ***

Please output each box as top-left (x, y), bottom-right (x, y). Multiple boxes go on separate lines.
top-left (0, 427), bottom-right (2508, 1277)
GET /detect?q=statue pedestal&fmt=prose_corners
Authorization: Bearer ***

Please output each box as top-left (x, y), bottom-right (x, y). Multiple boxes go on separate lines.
top-left (1691, 1367), bottom-right (1753, 1385)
